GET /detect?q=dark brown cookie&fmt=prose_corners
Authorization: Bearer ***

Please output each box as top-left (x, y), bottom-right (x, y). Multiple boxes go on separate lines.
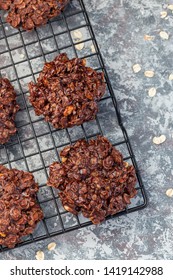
top-left (29, 53), bottom-right (106, 129)
top-left (47, 136), bottom-right (137, 224)
top-left (6, 0), bottom-right (70, 31)
top-left (0, 78), bottom-right (19, 145)
top-left (0, 165), bottom-right (43, 248)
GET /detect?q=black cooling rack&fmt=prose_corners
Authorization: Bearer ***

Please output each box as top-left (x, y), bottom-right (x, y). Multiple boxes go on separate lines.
top-left (0, 0), bottom-right (147, 252)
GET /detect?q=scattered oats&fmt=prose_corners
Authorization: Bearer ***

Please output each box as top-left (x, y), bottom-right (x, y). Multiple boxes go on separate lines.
top-left (160, 11), bottom-right (167, 18)
top-left (124, 162), bottom-right (129, 168)
top-left (153, 135), bottom-right (166, 145)
top-left (159, 31), bottom-right (169, 40)
top-left (90, 44), bottom-right (96, 53)
top-left (148, 87), bottom-right (156, 97)
top-left (166, 188), bottom-right (173, 197)
top-left (144, 70), bottom-right (155, 78)
top-left (75, 42), bottom-right (84, 50)
top-left (20, 53), bottom-right (25, 59)
top-left (35, 250), bottom-right (44, 260)
top-left (132, 64), bottom-right (141, 73)
top-left (73, 30), bottom-right (83, 39)
top-left (168, 4), bottom-right (173, 10)
top-left (48, 242), bottom-right (57, 251)
top-left (144, 34), bottom-right (154, 41)
top-left (169, 73), bottom-right (173, 80)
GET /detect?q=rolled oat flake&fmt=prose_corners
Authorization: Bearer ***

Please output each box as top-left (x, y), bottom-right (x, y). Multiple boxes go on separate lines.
top-left (169, 73), bottom-right (173, 81)
top-left (153, 135), bottom-right (166, 145)
top-left (132, 64), bottom-right (141, 73)
top-left (159, 31), bottom-right (169, 40)
top-left (73, 30), bottom-right (83, 39)
top-left (75, 42), bottom-right (85, 50)
top-left (168, 4), bottom-right (173, 10)
top-left (144, 70), bottom-right (155, 78)
top-left (160, 11), bottom-right (167, 18)
top-left (91, 44), bottom-right (96, 53)
top-left (35, 250), bottom-right (45, 260)
top-left (48, 242), bottom-right (56, 251)
top-left (148, 87), bottom-right (156, 97)
top-left (166, 188), bottom-right (173, 197)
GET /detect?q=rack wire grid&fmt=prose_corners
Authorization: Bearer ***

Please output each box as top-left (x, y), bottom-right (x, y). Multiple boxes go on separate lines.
top-left (0, 0), bottom-right (147, 252)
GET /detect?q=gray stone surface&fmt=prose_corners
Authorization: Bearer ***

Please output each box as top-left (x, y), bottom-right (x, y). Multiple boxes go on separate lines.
top-left (1, 0), bottom-right (173, 259)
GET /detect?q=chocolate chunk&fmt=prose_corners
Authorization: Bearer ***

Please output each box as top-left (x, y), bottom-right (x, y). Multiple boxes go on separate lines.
top-left (0, 78), bottom-right (19, 145)
top-left (47, 136), bottom-right (137, 225)
top-left (29, 53), bottom-right (106, 129)
top-left (0, 165), bottom-right (43, 248)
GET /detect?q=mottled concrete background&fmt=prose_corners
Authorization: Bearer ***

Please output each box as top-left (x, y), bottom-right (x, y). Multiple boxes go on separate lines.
top-left (1, 0), bottom-right (173, 259)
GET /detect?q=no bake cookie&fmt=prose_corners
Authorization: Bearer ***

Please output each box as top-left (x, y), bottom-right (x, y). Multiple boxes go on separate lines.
top-left (0, 165), bottom-right (43, 248)
top-left (0, 78), bottom-right (19, 145)
top-left (47, 136), bottom-right (137, 224)
top-left (29, 53), bottom-right (106, 129)
top-left (3, 0), bottom-right (70, 31)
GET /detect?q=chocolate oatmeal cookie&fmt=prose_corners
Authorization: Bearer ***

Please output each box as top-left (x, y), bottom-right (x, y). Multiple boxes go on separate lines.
top-left (5, 0), bottom-right (70, 30)
top-left (0, 78), bottom-right (19, 145)
top-left (47, 136), bottom-right (137, 224)
top-left (0, 165), bottom-right (43, 248)
top-left (29, 53), bottom-right (106, 129)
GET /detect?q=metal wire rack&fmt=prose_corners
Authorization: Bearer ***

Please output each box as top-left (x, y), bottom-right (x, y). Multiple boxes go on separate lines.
top-left (0, 0), bottom-right (147, 252)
